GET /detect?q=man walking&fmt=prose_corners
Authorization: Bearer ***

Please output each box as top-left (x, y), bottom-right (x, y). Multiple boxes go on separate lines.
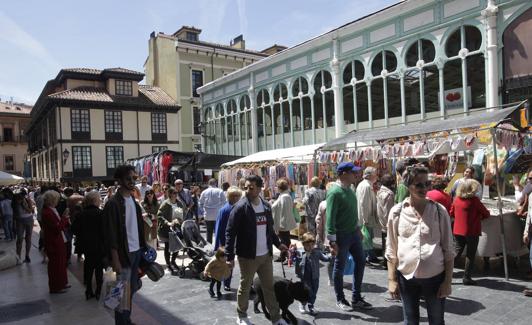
top-left (225, 175), bottom-right (288, 325)
top-left (104, 165), bottom-right (146, 325)
top-left (327, 162), bottom-right (373, 311)
top-left (356, 167), bottom-right (379, 264)
top-left (136, 176), bottom-right (152, 200)
top-left (174, 179), bottom-right (194, 220)
top-left (199, 178), bottom-right (226, 243)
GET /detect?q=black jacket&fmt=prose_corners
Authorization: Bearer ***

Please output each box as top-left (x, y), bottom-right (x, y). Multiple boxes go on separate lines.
top-left (103, 191), bottom-right (146, 267)
top-left (75, 205), bottom-right (105, 256)
top-left (225, 196), bottom-right (281, 261)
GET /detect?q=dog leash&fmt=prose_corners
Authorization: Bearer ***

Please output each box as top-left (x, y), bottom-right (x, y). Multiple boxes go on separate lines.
top-left (281, 258), bottom-right (286, 279)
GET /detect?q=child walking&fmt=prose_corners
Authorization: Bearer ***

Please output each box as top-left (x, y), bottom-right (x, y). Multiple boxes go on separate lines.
top-left (204, 247), bottom-right (231, 299)
top-left (295, 232), bottom-right (330, 315)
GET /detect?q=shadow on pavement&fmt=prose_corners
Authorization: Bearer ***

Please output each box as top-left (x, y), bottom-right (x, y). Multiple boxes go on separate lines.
top-left (341, 281), bottom-right (387, 293)
top-left (135, 293), bottom-right (192, 324)
top-left (475, 278), bottom-right (528, 293)
top-left (442, 296), bottom-right (485, 316)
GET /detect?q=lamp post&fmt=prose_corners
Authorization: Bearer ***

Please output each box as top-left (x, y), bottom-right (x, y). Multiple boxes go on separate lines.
top-left (62, 148), bottom-right (70, 165)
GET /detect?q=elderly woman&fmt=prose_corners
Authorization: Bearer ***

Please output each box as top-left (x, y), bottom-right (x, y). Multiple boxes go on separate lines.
top-left (386, 165), bottom-right (454, 324)
top-left (77, 191), bottom-right (105, 299)
top-left (157, 187), bottom-right (186, 274)
top-left (41, 190), bottom-right (69, 294)
top-left (450, 179), bottom-right (490, 285)
top-left (214, 186), bottom-right (242, 290)
top-left (272, 178), bottom-right (297, 250)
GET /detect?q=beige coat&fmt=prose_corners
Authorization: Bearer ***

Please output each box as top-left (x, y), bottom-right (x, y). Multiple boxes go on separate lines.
top-left (204, 257), bottom-right (231, 281)
top-left (272, 191), bottom-right (297, 232)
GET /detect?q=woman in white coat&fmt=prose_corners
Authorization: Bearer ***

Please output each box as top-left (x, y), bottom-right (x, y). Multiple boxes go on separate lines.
top-left (272, 178), bottom-right (297, 252)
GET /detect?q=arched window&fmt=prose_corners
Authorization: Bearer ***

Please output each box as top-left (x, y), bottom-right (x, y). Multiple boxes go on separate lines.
top-left (405, 39), bottom-right (435, 67)
top-left (313, 70), bottom-right (334, 138)
top-left (226, 99), bottom-right (237, 153)
top-left (445, 25), bottom-right (482, 57)
top-left (256, 89), bottom-right (271, 150)
top-left (214, 103), bottom-right (224, 152)
top-left (342, 60), bottom-right (365, 126)
top-left (291, 77), bottom-right (311, 140)
top-left (273, 83), bottom-right (289, 140)
top-left (371, 50), bottom-right (397, 76)
top-left (238, 95), bottom-right (251, 155)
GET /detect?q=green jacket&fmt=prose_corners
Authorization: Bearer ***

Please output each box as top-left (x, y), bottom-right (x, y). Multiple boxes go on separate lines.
top-left (326, 183), bottom-right (358, 241)
top-left (394, 183), bottom-right (409, 204)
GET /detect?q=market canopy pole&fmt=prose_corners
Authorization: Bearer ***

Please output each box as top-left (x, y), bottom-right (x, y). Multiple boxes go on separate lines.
top-left (490, 127), bottom-right (509, 281)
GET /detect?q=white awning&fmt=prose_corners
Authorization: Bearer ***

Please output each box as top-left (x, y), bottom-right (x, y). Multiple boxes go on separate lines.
top-left (222, 143), bottom-right (325, 167)
top-left (0, 171), bottom-right (25, 186)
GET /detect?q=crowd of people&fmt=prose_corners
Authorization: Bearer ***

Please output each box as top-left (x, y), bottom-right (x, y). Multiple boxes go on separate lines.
top-left (1, 162), bottom-right (531, 325)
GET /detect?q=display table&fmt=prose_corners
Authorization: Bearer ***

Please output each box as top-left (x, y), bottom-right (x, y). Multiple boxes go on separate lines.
top-left (477, 198), bottom-right (528, 257)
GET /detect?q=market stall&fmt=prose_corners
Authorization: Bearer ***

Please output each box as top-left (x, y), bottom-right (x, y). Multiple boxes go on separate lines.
top-left (318, 101), bottom-right (531, 280)
top-left (127, 151), bottom-right (239, 186)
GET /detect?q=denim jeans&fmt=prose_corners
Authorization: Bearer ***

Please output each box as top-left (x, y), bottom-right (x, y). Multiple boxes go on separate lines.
top-left (398, 271), bottom-right (446, 325)
top-left (115, 249), bottom-right (142, 325)
top-left (332, 230), bottom-right (365, 302)
top-left (3, 215), bottom-right (13, 240)
top-left (303, 273), bottom-right (319, 307)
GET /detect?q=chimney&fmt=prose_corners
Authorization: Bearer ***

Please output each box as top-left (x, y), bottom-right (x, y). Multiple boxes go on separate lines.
top-left (230, 35), bottom-right (245, 50)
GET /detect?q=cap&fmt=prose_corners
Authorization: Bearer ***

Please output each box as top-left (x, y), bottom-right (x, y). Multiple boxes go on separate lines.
top-left (336, 162), bottom-right (362, 174)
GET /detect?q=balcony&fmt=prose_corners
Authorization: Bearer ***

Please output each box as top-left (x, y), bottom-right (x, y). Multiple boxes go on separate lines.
top-left (0, 135), bottom-right (27, 144)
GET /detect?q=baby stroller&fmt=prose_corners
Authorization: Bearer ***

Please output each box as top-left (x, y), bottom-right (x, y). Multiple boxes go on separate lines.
top-left (173, 220), bottom-right (214, 280)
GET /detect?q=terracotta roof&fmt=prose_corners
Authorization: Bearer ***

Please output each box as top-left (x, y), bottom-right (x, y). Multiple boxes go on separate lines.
top-left (47, 86), bottom-right (178, 108)
top-left (62, 68), bottom-right (102, 75)
top-left (103, 68), bottom-right (144, 76)
top-left (0, 101), bottom-right (32, 115)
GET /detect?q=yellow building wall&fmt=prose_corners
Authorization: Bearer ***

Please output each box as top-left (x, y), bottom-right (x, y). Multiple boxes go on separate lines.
top-left (60, 107), bottom-right (71, 140)
top-left (138, 111), bottom-right (151, 141)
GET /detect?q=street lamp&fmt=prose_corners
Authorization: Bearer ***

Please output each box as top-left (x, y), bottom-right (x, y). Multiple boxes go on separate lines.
top-left (62, 148), bottom-right (70, 165)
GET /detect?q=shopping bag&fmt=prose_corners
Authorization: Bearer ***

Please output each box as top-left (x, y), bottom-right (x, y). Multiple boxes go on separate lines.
top-left (361, 225), bottom-right (373, 251)
top-left (168, 230), bottom-right (183, 253)
top-left (103, 280), bottom-right (125, 310)
top-left (100, 268), bottom-right (117, 306)
top-left (343, 254), bottom-right (354, 275)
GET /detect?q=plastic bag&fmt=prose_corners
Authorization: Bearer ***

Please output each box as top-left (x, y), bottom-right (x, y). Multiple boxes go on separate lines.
top-left (293, 207), bottom-right (301, 223)
top-left (100, 268), bottom-right (117, 306)
top-left (361, 225), bottom-right (373, 251)
top-left (343, 254), bottom-right (354, 275)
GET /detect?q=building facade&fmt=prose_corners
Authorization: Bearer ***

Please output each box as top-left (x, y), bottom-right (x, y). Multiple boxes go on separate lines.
top-left (144, 26), bottom-right (272, 152)
top-left (0, 100), bottom-right (32, 177)
top-left (198, 0), bottom-right (532, 156)
top-left (26, 68), bottom-right (180, 184)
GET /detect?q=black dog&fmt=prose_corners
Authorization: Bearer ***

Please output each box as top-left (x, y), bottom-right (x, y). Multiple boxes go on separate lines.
top-left (253, 276), bottom-right (310, 324)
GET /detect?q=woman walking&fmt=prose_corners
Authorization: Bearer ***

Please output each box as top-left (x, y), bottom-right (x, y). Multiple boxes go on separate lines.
top-left (157, 187), bottom-right (186, 274)
top-left (41, 190), bottom-right (69, 294)
top-left (76, 191), bottom-right (106, 299)
top-left (142, 189), bottom-right (160, 248)
top-left (386, 165), bottom-right (454, 325)
top-left (450, 179), bottom-right (490, 285)
top-left (14, 190), bottom-right (35, 263)
top-left (272, 178), bottom-right (297, 251)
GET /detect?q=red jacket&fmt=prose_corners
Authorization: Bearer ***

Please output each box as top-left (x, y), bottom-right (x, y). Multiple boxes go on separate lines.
top-left (450, 196), bottom-right (490, 236)
top-left (42, 206), bottom-right (68, 254)
top-left (426, 190), bottom-right (452, 214)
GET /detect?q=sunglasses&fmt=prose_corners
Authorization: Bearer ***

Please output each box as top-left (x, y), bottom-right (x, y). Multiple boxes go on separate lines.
top-left (528, 177), bottom-right (532, 181)
top-left (414, 181), bottom-right (432, 189)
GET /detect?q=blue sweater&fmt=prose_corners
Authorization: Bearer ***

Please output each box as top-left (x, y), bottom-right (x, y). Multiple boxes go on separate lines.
top-left (214, 202), bottom-right (234, 250)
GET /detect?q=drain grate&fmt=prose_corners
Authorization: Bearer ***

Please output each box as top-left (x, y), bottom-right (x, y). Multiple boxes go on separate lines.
top-left (0, 300), bottom-right (50, 323)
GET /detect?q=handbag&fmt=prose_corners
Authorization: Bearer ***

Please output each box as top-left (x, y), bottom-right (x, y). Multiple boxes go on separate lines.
top-left (292, 206), bottom-right (301, 223)
top-left (168, 230), bottom-right (183, 253)
top-left (360, 225), bottom-right (373, 251)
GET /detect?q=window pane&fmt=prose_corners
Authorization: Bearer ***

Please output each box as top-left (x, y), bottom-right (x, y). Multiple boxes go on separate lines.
top-left (116, 80), bottom-right (132, 96)
top-left (192, 70), bottom-right (203, 97)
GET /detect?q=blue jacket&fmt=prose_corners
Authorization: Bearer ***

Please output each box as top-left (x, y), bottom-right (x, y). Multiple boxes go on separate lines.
top-left (225, 196), bottom-right (281, 261)
top-left (295, 248), bottom-right (330, 280)
top-left (214, 202), bottom-right (234, 250)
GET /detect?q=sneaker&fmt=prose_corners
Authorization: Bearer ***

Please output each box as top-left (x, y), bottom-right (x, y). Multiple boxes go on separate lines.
top-left (24, 256), bottom-right (31, 263)
top-left (224, 286), bottom-right (232, 292)
top-left (298, 303), bottom-right (308, 314)
top-left (236, 316), bottom-right (254, 325)
top-left (216, 291), bottom-right (222, 299)
top-left (272, 319), bottom-right (288, 325)
top-left (308, 305), bottom-right (318, 316)
top-left (352, 297), bottom-right (373, 310)
top-left (336, 299), bottom-right (352, 311)
top-left (208, 288), bottom-right (215, 298)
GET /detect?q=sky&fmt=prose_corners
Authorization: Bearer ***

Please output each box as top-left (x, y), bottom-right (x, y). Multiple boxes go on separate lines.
top-left (0, 0), bottom-right (398, 105)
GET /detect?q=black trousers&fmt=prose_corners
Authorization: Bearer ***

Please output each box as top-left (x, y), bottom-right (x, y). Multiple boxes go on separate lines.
top-left (84, 253), bottom-right (103, 294)
top-left (206, 221), bottom-right (216, 244)
top-left (210, 278), bottom-right (222, 293)
top-left (164, 242), bottom-right (178, 266)
top-left (455, 235), bottom-right (479, 279)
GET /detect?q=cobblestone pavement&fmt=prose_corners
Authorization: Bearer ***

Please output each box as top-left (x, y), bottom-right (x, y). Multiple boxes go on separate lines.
top-left (1, 226), bottom-right (532, 325)
top-left (131, 229), bottom-right (532, 325)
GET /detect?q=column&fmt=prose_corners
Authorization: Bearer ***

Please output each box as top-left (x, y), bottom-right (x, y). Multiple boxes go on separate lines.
top-left (482, 0), bottom-right (499, 109)
top-left (367, 81), bottom-right (373, 129)
top-left (248, 86), bottom-right (258, 153)
top-left (331, 40), bottom-right (344, 138)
